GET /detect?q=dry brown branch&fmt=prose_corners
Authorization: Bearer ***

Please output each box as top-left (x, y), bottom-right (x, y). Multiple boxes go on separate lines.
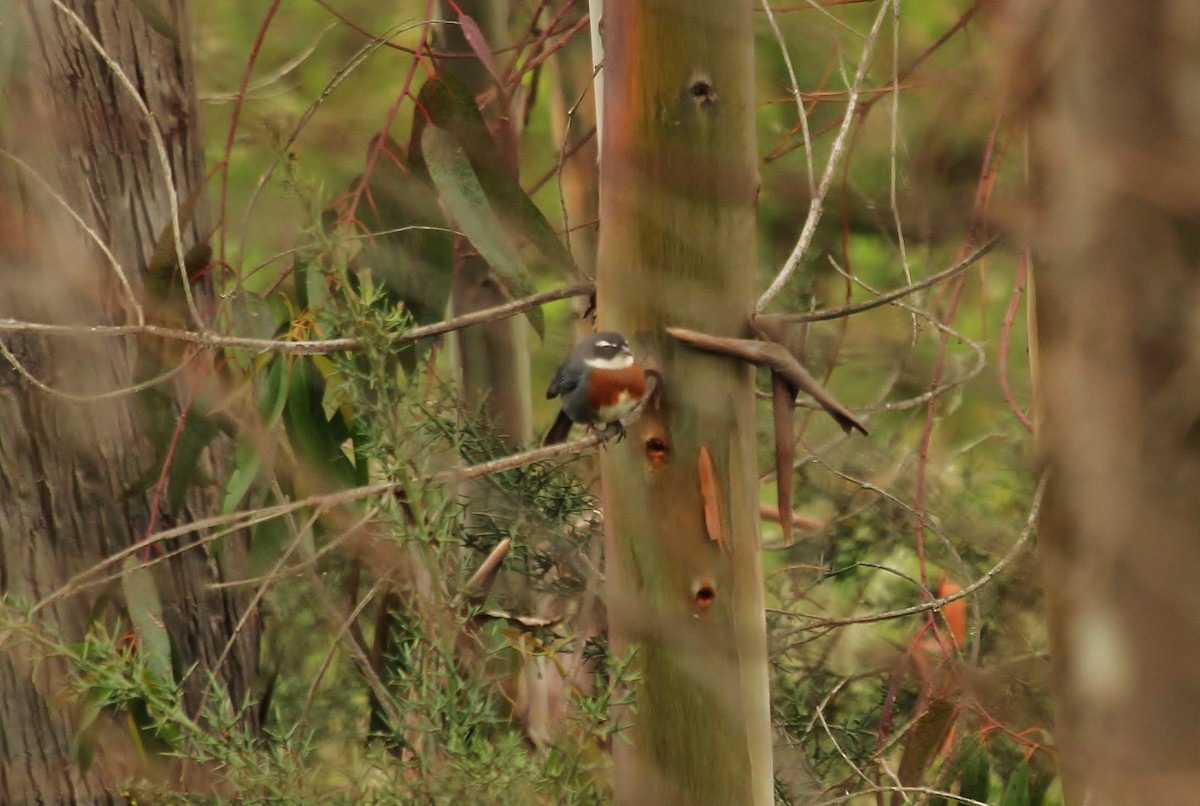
top-left (770, 373), bottom-right (797, 546)
top-left (666, 326), bottom-right (868, 435)
top-left (760, 505), bottom-right (824, 532)
top-left (465, 537), bottom-right (512, 594)
top-left (0, 282), bottom-right (593, 358)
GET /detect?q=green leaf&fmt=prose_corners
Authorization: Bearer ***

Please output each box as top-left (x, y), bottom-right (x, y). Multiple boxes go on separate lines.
top-left (222, 440), bottom-right (262, 516)
top-left (221, 356), bottom-right (289, 515)
top-left (165, 410), bottom-right (220, 515)
top-left (458, 14), bottom-right (505, 86)
top-left (293, 253), bottom-right (325, 312)
top-left (261, 352), bottom-right (291, 424)
top-left (282, 356), bottom-right (358, 491)
top-left (121, 558), bottom-right (173, 686)
top-left (1028, 757), bottom-right (1057, 806)
top-left (1001, 759), bottom-right (1031, 806)
top-left (414, 74), bottom-right (579, 278)
top-left (349, 135), bottom-right (454, 369)
top-left (72, 687), bottom-right (106, 774)
top-left (422, 123), bottom-right (544, 336)
top-left (959, 735), bottom-right (992, 803)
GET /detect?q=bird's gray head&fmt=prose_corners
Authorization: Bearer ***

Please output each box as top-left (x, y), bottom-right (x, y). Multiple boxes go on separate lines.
top-left (584, 332), bottom-right (634, 370)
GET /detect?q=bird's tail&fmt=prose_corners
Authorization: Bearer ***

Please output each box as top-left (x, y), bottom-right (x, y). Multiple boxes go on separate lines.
top-left (542, 410), bottom-right (574, 445)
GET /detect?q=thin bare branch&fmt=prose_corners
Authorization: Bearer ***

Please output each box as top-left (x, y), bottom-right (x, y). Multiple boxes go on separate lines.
top-left (770, 473), bottom-right (1046, 630)
top-left (756, 0), bottom-right (892, 313)
top-left (235, 22), bottom-right (414, 272)
top-left (23, 408), bottom-right (636, 617)
top-left (761, 0), bottom-right (815, 194)
top-left (0, 282), bottom-right (593, 356)
top-left (0, 338), bottom-right (200, 402)
top-left (759, 235), bottom-right (1001, 325)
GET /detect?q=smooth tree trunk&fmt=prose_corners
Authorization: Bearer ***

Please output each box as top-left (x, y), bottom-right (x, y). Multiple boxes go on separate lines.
top-left (1016, 0), bottom-right (1200, 801)
top-left (0, 2), bottom-right (256, 801)
top-left (596, 2), bottom-right (773, 803)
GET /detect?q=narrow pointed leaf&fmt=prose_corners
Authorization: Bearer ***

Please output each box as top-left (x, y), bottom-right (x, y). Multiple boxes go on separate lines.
top-left (282, 356), bottom-right (358, 490)
top-left (223, 348), bottom-right (290, 514)
top-left (222, 440), bottom-right (262, 516)
top-left (121, 557), bottom-right (173, 685)
top-left (414, 75), bottom-right (578, 276)
top-left (1001, 759), bottom-right (1030, 806)
top-left (458, 14), bottom-right (505, 86)
top-left (347, 135), bottom-right (453, 375)
top-left (422, 123), bottom-right (544, 335)
top-left (892, 698), bottom-right (956, 806)
top-left (959, 735), bottom-right (991, 802)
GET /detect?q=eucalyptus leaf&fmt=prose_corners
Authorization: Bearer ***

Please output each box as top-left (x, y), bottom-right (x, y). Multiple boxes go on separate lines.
top-left (414, 74), bottom-right (579, 278)
top-left (1001, 759), bottom-right (1030, 806)
top-left (121, 558), bottom-right (173, 686)
top-left (422, 124), bottom-right (544, 336)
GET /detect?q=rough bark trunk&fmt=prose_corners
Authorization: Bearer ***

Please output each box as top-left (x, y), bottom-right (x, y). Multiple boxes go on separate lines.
top-left (0, 2), bottom-right (257, 801)
top-left (1017, 0), bottom-right (1200, 801)
top-left (597, 1), bottom-right (773, 803)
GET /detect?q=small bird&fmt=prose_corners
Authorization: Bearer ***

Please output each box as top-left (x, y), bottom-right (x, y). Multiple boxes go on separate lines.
top-left (543, 331), bottom-right (647, 445)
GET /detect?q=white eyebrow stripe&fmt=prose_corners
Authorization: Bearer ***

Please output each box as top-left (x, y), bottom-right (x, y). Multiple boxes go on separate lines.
top-left (594, 339), bottom-right (617, 349)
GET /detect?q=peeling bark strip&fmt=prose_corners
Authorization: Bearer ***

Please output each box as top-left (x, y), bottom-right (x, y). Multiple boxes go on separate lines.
top-left (770, 374), bottom-right (796, 547)
top-left (697, 446), bottom-right (724, 548)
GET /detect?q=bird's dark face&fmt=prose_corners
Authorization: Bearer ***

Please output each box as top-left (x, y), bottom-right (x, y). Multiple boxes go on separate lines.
top-left (584, 333), bottom-right (634, 370)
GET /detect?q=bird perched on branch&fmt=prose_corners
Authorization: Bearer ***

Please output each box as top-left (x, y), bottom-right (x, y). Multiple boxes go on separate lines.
top-left (543, 332), bottom-right (647, 445)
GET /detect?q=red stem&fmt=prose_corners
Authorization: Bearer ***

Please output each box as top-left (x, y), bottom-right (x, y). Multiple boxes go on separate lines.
top-left (217, 1), bottom-right (281, 268)
top-left (1000, 252), bottom-right (1034, 432)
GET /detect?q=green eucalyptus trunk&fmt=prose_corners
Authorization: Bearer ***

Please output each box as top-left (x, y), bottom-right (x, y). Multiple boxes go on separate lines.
top-left (596, 2), bottom-right (773, 803)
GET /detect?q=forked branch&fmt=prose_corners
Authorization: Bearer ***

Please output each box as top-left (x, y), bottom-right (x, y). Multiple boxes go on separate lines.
top-left (666, 326), bottom-right (868, 436)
